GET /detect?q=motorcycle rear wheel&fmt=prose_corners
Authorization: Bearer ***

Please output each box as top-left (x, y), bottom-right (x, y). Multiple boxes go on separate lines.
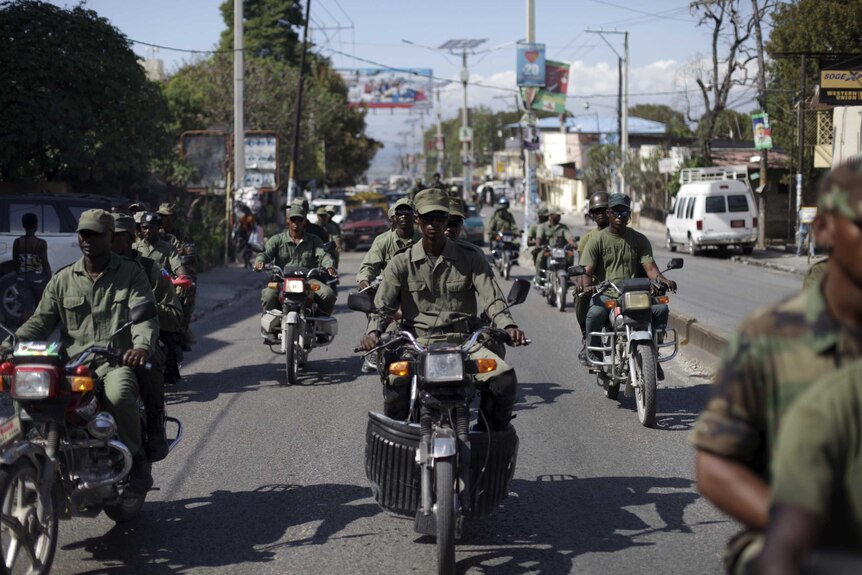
top-left (285, 323), bottom-right (298, 385)
top-left (0, 460), bottom-right (58, 574)
top-left (545, 274), bottom-right (556, 306)
top-left (435, 456), bottom-right (456, 575)
top-left (634, 345), bottom-right (658, 427)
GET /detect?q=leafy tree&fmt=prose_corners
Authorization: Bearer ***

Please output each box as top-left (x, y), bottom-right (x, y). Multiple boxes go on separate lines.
top-left (628, 104), bottom-right (693, 138)
top-left (696, 109), bottom-right (753, 141)
top-left (583, 145), bottom-right (619, 194)
top-left (218, 0), bottom-right (304, 63)
top-left (0, 0), bottom-right (173, 189)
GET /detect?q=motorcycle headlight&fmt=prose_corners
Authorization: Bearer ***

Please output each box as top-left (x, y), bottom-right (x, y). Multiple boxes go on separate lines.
top-left (12, 368), bottom-right (55, 399)
top-left (424, 353), bottom-right (464, 383)
top-left (623, 292), bottom-right (651, 311)
top-left (283, 279), bottom-right (305, 293)
top-left (87, 412), bottom-right (117, 440)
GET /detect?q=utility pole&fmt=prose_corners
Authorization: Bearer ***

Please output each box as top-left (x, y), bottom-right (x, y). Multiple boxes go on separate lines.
top-left (230, 0), bottom-right (243, 265)
top-left (287, 0), bottom-right (312, 206)
top-left (751, 0), bottom-right (768, 249)
top-left (796, 54), bottom-right (806, 247)
top-left (522, 0), bottom-right (537, 250)
top-left (461, 48), bottom-right (472, 200)
top-left (435, 84), bottom-right (444, 177)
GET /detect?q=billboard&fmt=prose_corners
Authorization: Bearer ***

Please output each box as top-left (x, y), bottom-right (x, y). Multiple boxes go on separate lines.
top-left (819, 56), bottom-right (862, 105)
top-left (517, 42), bottom-right (546, 86)
top-left (181, 131), bottom-right (228, 192)
top-left (531, 60), bottom-right (570, 114)
top-left (338, 68), bottom-right (432, 109)
top-left (243, 131), bottom-right (279, 191)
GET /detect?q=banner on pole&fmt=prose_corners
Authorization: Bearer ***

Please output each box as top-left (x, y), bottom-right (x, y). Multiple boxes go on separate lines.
top-left (337, 68), bottom-right (432, 109)
top-left (516, 43), bottom-right (546, 86)
top-left (531, 60), bottom-right (570, 114)
top-left (751, 113), bottom-right (773, 150)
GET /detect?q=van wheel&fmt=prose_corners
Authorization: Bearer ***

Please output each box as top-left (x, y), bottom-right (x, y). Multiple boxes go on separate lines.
top-left (665, 231), bottom-right (677, 253)
top-left (741, 245), bottom-right (754, 255)
top-left (0, 272), bottom-right (23, 325)
top-left (688, 236), bottom-right (701, 257)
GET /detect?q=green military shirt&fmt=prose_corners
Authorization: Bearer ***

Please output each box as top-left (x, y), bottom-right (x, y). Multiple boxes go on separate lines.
top-left (134, 238), bottom-right (183, 276)
top-left (771, 361), bottom-right (862, 550)
top-left (803, 258), bottom-right (829, 291)
top-left (488, 209), bottom-right (517, 236)
top-left (374, 239), bottom-right (515, 336)
top-left (577, 227), bottom-right (602, 261)
top-left (16, 254), bottom-right (158, 358)
top-left (538, 222), bottom-right (575, 249)
top-left (254, 231), bottom-right (333, 270)
top-left (323, 221), bottom-right (342, 241)
top-left (580, 228), bottom-right (654, 295)
top-left (691, 281), bottom-right (862, 478)
top-left (135, 253), bottom-right (183, 333)
top-left (356, 229), bottom-right (420, 285)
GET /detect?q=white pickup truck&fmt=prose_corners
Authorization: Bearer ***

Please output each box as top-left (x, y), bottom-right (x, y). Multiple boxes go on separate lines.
top-left (0, 193), bottom-right (112, 324)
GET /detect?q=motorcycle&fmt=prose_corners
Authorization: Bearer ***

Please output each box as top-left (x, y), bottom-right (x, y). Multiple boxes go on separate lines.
top-left (572, 258), bottom-right (683, 427)
top-left (0, 301), bottom-right (183, 573)
top-left (348, 280), bottom-right (530, 575)
top-left (540, 245), bottom-right (575, 312)
top-left (491, 232), bottom-right (519, 281)
top-left (257, 264), bottom-right (338, 386)
top-left (160, 274), bottom-right (194, 387)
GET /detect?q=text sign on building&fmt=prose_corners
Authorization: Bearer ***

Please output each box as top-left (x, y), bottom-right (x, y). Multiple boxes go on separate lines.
top-left (819, 56), bottom-right (862, 105)
top-left (516, 43), bottom-right (546, 87)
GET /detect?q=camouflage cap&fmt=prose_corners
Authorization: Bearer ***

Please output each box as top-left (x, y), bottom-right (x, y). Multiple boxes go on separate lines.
top-left (819, 179), bottom-right (862, 220)
top-left (112, 213), bottom-right (137, 235)
top-left (77, 209), bottom-right (115, 234)
top-left (157, 202), bottom-right (175, 216)
top-left (448, 197), bottom-right (466, 218)
top-left (414, 188), bottom-right (450, 215)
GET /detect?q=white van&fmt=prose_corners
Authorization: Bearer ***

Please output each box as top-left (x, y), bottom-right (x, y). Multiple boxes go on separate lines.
top-left (311, 198), bottom-right (347, 225)
top-left (665, 166), bottom-right (758, 256)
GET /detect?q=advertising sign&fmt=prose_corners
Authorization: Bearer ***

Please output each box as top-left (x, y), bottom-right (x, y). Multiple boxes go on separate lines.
top-left (531, 60), bottom-right (570, 114)
top-left (458, 126), bottom-right (473, 143)
top-left (819, 56), bottom-right (862, 105)
top-left (181, 131), bottom-right (228, 193)
top-left (243, 131), bottom-right (279, 191)
top-left (516, 42), bottom-right (546, 87)
top-left (751, 113), bottom-right (773, 151)
top-left (337, 68), bottom-right (432, 109)
top-left (800, 206), bottom-right (818, 224)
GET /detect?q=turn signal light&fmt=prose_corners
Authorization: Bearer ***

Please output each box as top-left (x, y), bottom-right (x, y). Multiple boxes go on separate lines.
top-left (656, 296), bottom-right (670, 305)
top-left (310, 283), bottom-right (321, 292)
top-left (388, 361), bottom-right (410, 377)
top-left (267, 282), bottom-right (280, 289)
top-left (0, 361), bottom-right (13, 392)
top-left (68, 365), bottom-right (93, 392)
top-left (475, 358), bottom-right (497, 373)
top-left (604, 299), bottom-right (618, 309)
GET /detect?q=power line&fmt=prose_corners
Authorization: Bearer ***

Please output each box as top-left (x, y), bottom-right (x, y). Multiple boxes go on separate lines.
top-left (584, 0), bottom-right (694, 23)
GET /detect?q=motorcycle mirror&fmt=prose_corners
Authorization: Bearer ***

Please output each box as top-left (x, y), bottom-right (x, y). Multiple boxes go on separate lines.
top-left (129, 301), bottom-right (158, 324)
top-left (248, 242), bottom-right (265, 253)
top-left (347, 292), bottom-right (374, 314)
top-left (568, 265), bottom-right (587, 276)
top-left (573, 235), bottom-right (581, 244)
top-left (506, 279), bottom-right (530, 306)
top-left (666, 258), bottom-right (684, 270)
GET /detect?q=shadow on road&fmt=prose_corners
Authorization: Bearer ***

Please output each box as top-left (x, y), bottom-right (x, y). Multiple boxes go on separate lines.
top-left (63, 483), bottom-right (379, 574)
top-left (457, 473), bottom-right (703, 574)
top-left (653, 383), bottom-right (710, 431)
top-left (515, 381), bottom-right (574, 412)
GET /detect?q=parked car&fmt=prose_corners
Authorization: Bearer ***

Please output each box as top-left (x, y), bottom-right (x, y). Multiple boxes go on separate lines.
top-left (665, 167), bottom-right (758, 256)
top-left (341, 206), bottom-right (390, 251)
top-left (0, 192), bottom-right (112, 324)
top-left (463, 203), bottom-right (485, 246)
top-left (311, 198), bottom-right (347, 225)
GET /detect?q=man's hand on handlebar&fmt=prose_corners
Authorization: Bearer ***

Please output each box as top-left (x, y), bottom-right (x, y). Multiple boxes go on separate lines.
top-left (505, 327), bottom-right (528, 347)
top-left (357, 280), bottom-right (370, 291)
top-left (659, 277), bottom-right (678, 292)
top-left (123, 348), bottom-right (149, 368)
top-left (327, 267), bottom-right (338, 278)
top-left (359, 331), bottom-right (380, 352)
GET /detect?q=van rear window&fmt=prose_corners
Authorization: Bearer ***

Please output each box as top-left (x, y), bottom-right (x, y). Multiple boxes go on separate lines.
top-left (705, 196), bottom-right (726, 213)
top-left (728, 195), bottom-right (749, 212)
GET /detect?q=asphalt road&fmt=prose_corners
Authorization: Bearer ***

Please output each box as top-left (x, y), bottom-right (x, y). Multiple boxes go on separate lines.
top-left (45, 248), bottom-right (737, 575)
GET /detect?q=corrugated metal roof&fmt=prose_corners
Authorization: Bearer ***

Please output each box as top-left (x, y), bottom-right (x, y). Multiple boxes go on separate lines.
top-left (504, 115), bottom-right (666, 135)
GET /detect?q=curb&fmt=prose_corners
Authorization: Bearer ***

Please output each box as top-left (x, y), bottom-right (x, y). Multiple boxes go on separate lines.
top-left (729, 255), bottom-right (807, 276)
top-left (668, 310), bottom-right (728, 357)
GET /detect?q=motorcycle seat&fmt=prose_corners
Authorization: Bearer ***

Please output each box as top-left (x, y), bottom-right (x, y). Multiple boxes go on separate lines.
top-left (617, 278), bottom-right (652, 294)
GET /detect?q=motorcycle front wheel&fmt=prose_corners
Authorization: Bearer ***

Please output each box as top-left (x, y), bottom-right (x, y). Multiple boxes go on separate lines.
top-left (0, 459), bottom-right (58, 574)
top-left (285, 323), bottom-right (298, 385)
top-left (545, 273), bottom-right (556, 306)
top-left (556, 276), bottom-right (566, 312)
top-left (634, 345), bottom-right (658, 427)
top-left (435, 456), bottom-right (456, 575)
top-left (503, 260), bottom-right (511, 281)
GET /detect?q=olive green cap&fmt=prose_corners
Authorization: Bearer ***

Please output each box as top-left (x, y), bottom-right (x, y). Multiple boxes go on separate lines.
top-left (414, 188), bottom-right (450, 215)
top-left (448, 197), bottom-right (466, 218)
top-left (111, 213), bottom-right (137, 235)
top-left (315, 206), bottom-right (329, 216)
top-left (157, 202), bottom-right (175, 216)
top-left (133, 211), bottom-right (145, 224)
top-left (537, 206), bottom-right (549, 217)
top-left (290, 197), bottom-right (310, 215)
top-left (548, 205), bottom-right (563, 215)
top-left (393, 197), bottom-right (414, 212)
top-left (288, 205), bottom-right (306, 220)
top-left (77, 209), bottom-right (115, 234)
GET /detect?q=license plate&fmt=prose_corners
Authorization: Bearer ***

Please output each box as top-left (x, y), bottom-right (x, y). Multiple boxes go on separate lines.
top-left (0, 416), bottom-right (21, 448)
top-left (731, 220), bottom-right (744, 228)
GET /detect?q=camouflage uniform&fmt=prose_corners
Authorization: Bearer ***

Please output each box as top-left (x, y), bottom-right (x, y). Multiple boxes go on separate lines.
top-left (802, 258), bottom-right (828, 291)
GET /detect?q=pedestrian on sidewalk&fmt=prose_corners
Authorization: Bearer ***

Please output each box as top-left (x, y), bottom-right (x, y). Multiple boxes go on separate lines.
top-left (796, 210), bottom-right (815, 258)
top-left (13, 213), bottom-right (51, 323)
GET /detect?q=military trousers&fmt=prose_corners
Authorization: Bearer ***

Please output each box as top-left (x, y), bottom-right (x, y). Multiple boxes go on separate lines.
top-left (260, 279), bottom-right (336, 316)
top-left (383, 337), bottom-right (517, 431)
top-left (95, 364), bottom-right (141, 455)
top-left (585, 294), bottom-right (669, 351)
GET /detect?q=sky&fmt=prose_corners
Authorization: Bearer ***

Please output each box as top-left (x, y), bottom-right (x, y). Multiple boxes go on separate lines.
top-left (49, 0), bottom-right (765, 179)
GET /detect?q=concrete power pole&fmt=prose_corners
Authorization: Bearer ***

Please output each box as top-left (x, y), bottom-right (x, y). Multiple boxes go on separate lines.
top-left (435, 85), bottom-right (444, 177)
top-left (522, 0), bottom-right (536, 249)
top-left (621, 31), bottom-right (629, 197)
top-left (461, 49), bottom-right (471, 200)
top-left (751, 0), bottom-right (768, 248)
top-left (233, 0), bottom-right (244, 197)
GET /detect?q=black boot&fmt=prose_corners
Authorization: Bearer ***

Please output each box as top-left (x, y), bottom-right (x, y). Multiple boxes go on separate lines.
top-left (128, 451), bottom-right (153, 495)
top-left (145, 410), bottom-right (169, 463)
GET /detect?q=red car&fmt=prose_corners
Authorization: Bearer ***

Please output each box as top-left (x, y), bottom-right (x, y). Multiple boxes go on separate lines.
top-left (341, 206), bottom-right (390, 251)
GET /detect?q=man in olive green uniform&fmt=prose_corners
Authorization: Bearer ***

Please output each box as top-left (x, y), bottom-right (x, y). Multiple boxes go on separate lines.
top-left (356, 197), bottom-right (420, 290)
top-left (487, 197), bottom-right (518, 242)
top-left (526, 206), bottom-right (549, 247)
top-left (691, 158), bottom-right (862, 575)
top-left (580, 194), bottom-right (677, 368)
top-left (16, 209), bottom-right (158, 497)
top-left (134, 212), bottom-right (185, 278)
top-left (755, 361), bottom-right (862, 574)
top-left (534, 206), bottom-right (576, 269)
top-left (158, 202), bottom-right (198, 350)
top-left (316, 206), bottom-right (342, 270)
top-left (575, 192), bottom-right (610, 364)
top-left (254, 204), bottom-right (337, 315)
top-left (112, 213), bottom-right (183, 462)
top-left (290, 198), bottom-right (330, 243)
top-left (358, 189), bottom-right (528, 429)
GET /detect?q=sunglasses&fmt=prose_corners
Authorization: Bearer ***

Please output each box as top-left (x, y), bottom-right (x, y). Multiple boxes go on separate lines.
top-left (610, 208), bottom-right (631, 218)
top-left (418, 212), bottom-right (448, 223)
top-left (394, 209), bottom-right (414, 216)
top-left (288, 217), bottom-right (305, 223)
